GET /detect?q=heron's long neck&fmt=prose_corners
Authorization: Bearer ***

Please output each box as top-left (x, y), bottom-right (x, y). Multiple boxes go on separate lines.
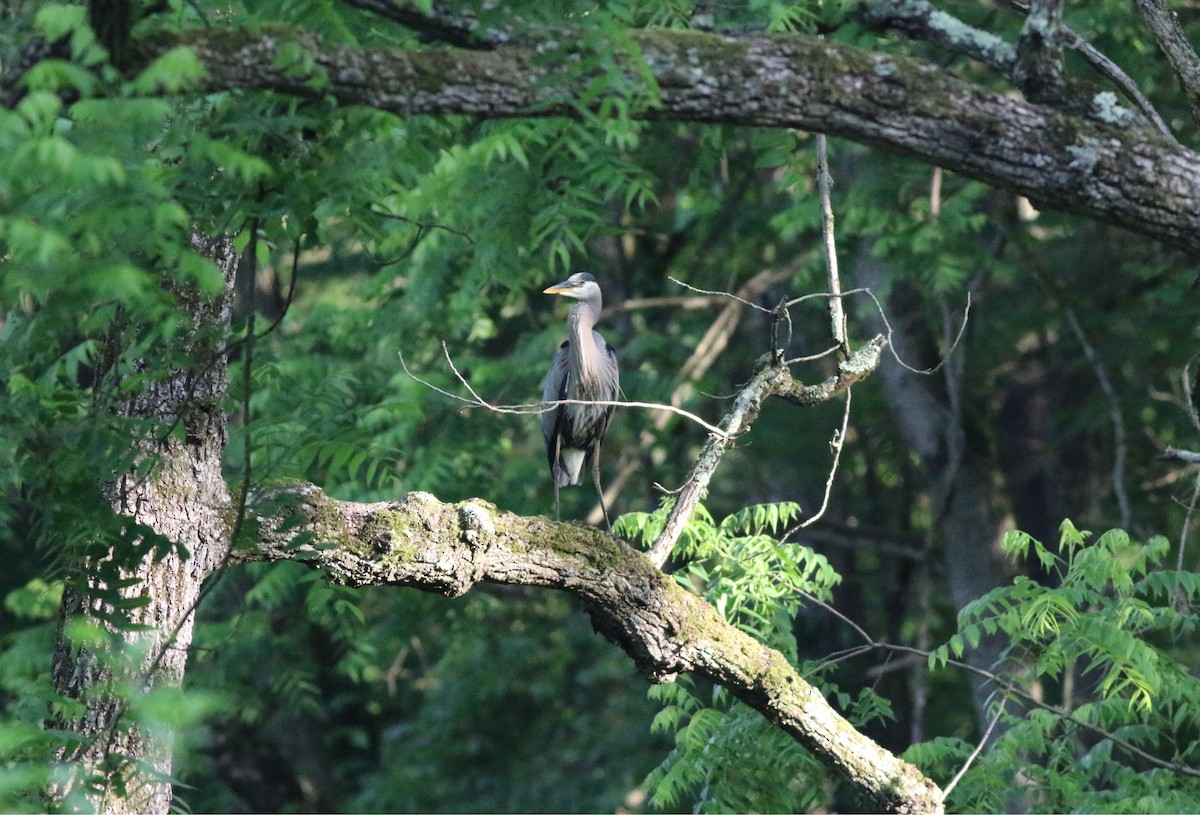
top-left (567, 301), bottom-right (603, 390)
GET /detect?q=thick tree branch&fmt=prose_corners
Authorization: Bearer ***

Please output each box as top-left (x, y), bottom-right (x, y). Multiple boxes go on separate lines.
top-left (238, 484), bottom-right (943, 814)
top-left (134, 27), bottom-right (1200, 256)
top-left (1135, 0), bottom-right (1200, 128)
top-left (777, 334), bottom-right (887, 406)
top-left (856, 0), bottom-right (1171, 138)
top-left (855, 0), bottom-right (1017, 76)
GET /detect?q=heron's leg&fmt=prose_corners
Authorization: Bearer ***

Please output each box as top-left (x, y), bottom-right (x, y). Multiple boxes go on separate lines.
top-left (592, 453), bottom-right (612, 534)
top-left (551, 437), bottom-right (562, 521)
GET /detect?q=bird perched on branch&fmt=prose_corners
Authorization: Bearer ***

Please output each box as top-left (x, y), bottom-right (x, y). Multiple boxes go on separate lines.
top-left (541, 272), bottom-right (619, 532)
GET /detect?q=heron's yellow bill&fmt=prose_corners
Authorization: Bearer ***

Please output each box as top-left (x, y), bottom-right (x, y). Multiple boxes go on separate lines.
top-left (543, 284), bottom-right (571, 295)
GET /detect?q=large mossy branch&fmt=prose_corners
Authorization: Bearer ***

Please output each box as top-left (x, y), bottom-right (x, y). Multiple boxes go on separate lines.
top-left (238, 486), bottom-right (944, 814)
top-left (141, 26), bottom-right (1200, 255)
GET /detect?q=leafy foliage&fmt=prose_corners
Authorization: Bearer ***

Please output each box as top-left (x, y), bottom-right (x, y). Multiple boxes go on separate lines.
top-left (2, 0), bottom-right (1200, 812)
top-left (620, 500), bottom-right (888, 811)
top-left (915, 523), bottom-right (1200, 813)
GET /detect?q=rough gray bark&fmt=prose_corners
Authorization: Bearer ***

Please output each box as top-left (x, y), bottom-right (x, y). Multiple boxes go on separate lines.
top-left (237, 485), bottom-right (944, 814)
top-left (50, 236), bottom-right (237, 814)
top-left (856, 0), bottom-right (1018, 75)
top-left (1014, 0), bottom-right (1066, 103)
top-left (855, 0), bottom-right (1172, 138)
top-left (136, 25), bottom-right (1200, 255)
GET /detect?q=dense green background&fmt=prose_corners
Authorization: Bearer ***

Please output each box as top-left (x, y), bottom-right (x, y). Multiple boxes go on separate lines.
top-left (2, 1), bottom-right (1200, 812)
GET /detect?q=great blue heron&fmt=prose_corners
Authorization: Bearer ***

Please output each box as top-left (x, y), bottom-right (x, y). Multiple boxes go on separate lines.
top-left (541, 272), bottom-right (619, 532)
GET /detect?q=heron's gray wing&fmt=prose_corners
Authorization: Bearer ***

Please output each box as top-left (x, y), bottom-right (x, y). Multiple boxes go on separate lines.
top-left (542, 340), bottom-right (570, 447)
top-left (594, 340), bottom-right (619, 451)
top-left (591, 333), bottom-right (619, 401)
top-left (610, 343), bottom-right (626, 401)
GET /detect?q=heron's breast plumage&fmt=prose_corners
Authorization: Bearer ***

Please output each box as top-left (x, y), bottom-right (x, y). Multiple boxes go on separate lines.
top-left (542, 301), bottom-right (618, 488)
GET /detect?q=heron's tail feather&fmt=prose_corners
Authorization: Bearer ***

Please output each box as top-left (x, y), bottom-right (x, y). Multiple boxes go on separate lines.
top-left (554, 449), bottom-right (587, 487)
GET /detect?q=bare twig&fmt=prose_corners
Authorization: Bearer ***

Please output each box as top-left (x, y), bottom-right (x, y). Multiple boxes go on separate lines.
top-left (934, 291), bottom-right (967, 523)
top-left (797, 389), bottom-right (851, 530)
top-left (1178, 471), bottom-right (1200, 572)
top-left (440, 342), bottom-right (490, 406)
top-left (667, 275), bottom-right (773, 313)
top-left (783, 344), bottom-right (841, 366)
top-left (783, 284), bottom-right (971, 375)
top-left (338, 0), bottom-right (507, 48)
top-left (677, 269), bottom-right (795, 381)
top-left (1063, 28), bottom-right (1174, 140)
top-left (1183, 356), bottom-right (1200, 434)
top-left (942, 693), bottom-right (1009, 798)
top-left (815, 134), bottom-right (849, 357)
top-left (803, 590), bottom-right (1200, 779)
top-left (646, 338), bottom-right (886, 567)
top-left (783, 287), bottom-right (864, 309)
top-left (588, 267), bottom-right (792, 525)
top-left (368, 207), bottom-right (476, 243)
top-left (1174, 358), bottom-right (1200, 572)
top-left (819, 643), bottom-right (878, 670)
top-left (800, 589), bottom-right (874, 644)
top-left (869, 287), bottom-right (971, 376)
top-left (398, 348), bottom-right (735, 439)
top-left (1063, 308), bottom-right (1131, 529)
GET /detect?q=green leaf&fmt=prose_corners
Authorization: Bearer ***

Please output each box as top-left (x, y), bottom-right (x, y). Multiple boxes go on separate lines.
top-left (33, 4), bottom-right (87, 41)
top-left (130, 46), bottom-right (206, 94)
top-left (22, 60), bottom-right (99, 95)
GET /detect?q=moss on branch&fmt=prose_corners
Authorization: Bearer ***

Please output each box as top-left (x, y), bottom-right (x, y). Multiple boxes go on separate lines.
top-left (239, 484), bottom-right (943, 813)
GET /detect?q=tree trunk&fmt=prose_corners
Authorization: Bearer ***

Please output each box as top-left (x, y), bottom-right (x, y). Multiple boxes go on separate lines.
top-left (50, 236), bottom-right (236, 814)
top-left (853, 249), bottom-right (1021, 735)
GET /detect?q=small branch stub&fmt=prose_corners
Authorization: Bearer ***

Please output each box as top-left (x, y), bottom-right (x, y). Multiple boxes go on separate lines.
top-left (1014, 0), bottom-right (1067, 103)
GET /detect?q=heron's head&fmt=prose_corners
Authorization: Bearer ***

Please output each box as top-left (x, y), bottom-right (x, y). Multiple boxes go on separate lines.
top-left (543, 272), bottom-right (600, 301)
